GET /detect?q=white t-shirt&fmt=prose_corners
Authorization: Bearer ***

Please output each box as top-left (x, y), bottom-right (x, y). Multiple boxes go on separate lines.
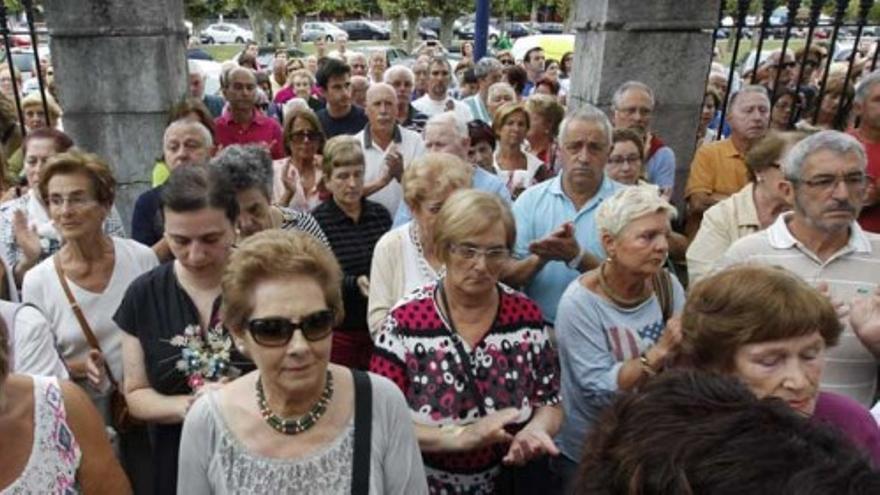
top-left (21, 237), bottom-right (159, 383)
top-left (10, 303), bottom-right (68, 379)
top-left (355, 125), bottom-right (426, 216)
top-left (412, 94), bottom-right (473, 122)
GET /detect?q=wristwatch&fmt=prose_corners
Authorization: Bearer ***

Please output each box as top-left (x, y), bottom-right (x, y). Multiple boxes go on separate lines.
top-left (566, 249), bottom-right (585, 270)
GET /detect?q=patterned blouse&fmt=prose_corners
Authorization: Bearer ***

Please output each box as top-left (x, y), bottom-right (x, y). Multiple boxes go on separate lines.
top-left (370, 281), bottom-right (561, 495)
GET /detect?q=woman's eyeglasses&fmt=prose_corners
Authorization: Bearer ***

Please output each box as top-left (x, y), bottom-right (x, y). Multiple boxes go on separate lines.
top-left (246, 309), bottom-right (335, 347)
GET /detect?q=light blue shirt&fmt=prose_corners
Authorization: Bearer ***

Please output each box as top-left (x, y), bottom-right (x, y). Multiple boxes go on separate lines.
top-left (554, 275), bottom-right (685, 462)
top-left (645, 146), bottom-right (675, 190)
top-left (463, 95), bottom-right (490, 124)
top-left (512, 174), bottom-right (622, 323)
top-left (393, 167), bottom-right (512, 227)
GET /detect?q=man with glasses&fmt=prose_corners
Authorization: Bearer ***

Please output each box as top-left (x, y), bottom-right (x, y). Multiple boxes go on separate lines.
top-left (716, 130), bottom-right (880, 407)
top-left (611, 81), bottom-right (675, 195)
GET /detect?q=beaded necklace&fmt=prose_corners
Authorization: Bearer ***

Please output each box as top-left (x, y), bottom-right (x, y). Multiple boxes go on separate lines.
top-left (256, 370), bottom-right (333, 435)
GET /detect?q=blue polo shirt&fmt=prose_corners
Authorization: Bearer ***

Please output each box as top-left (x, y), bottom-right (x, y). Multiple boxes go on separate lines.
top-left (392, 166), bottom-right (511, 227)
top-left (512, 174), bottom-right (622, 323)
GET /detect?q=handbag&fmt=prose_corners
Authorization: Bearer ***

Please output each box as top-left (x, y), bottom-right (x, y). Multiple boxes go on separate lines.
top-left (437, 281), bottom-right (556, 495)
top-left (53, 255), bottom-right (140, 432)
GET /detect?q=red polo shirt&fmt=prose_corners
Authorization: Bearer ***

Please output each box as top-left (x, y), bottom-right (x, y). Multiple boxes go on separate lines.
top-left (848, 128), bottom-right (880, 233)
top-left (214, 109), bottom-right (286, 159)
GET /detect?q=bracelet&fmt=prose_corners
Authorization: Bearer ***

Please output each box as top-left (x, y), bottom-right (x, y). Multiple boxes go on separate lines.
top-left (639, 352), bottom-right (658, 376)
top-left (566, 249), bottom-right (585, 270)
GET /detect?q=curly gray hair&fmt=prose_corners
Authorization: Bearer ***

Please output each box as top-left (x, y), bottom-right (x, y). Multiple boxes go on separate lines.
top-left (210, 144), bottom-right (274, 199)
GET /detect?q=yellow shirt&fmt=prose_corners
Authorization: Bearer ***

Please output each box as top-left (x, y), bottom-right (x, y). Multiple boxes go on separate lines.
top-left (685, 138), bottom-right (749, 199)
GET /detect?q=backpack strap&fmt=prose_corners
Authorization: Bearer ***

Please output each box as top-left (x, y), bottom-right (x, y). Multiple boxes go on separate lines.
top-left (351, 369), bottom-right (372, 495)
top-left (652, 269), bottom-right (674, 324)
top-left (0, 300), bottom-right (39, 371)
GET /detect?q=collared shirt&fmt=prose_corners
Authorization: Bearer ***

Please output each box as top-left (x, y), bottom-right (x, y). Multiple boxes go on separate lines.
top-left (685, 138), bottom-right (748, 199)
top-left (401, 104), bottom-right (428, 134)
top-left (392, 166), bottom-right (511, 227)
top-left (462, 94), bottom-right (490, 124)
top-left (312, 198), bottom-right (391, 333)
top-left (512, 174), bottom-right (623, 323)
top-left (716, 213), bottom-right (880, 406)
top-left (412, 94), bottom-right (473, 123)
top-left (214, 109), bottom-right (285, 159)
top-left (686, 182), bottom-right (761, 283)
top-left (355, 123), bottom-right (425, 216)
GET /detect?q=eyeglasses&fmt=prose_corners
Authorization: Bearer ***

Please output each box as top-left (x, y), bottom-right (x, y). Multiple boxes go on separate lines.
top-left (608, 154), bottom-right (642, 165)
top-left (290, 131), bottom-right (322, 143)
top-left (449, 243), bottom-right (509, 264)
top-left (791, 171), bottom-right (866, 192)
top-left (246, 309), bottom-right (335, 347)
top-left (47, 194), bottom-right (96, 210)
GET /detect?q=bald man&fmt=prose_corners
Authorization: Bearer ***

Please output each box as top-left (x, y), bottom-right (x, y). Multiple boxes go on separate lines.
top-left (214, 66), bottom-right (285, 159)
top-left (355, 83), bottom-right (426, 215)
top-left (132, 120), bottom-right (215, 259)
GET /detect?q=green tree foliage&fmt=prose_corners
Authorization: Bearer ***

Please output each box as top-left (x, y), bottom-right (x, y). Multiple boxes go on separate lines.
top-left (378, 0), bottom-right (426, 50)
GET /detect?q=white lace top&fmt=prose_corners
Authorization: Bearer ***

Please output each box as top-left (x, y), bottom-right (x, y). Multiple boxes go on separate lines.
top-left (1, 375), bottom-right (82, 494)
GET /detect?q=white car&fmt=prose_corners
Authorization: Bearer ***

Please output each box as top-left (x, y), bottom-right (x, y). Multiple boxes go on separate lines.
top-left (201, 23), bottom-right (253, 44)
top-left (301, 22), bottom-right (348, 43)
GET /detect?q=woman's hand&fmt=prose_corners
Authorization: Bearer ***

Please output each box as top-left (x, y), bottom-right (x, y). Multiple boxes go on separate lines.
top-left (13, 209), bottom-right (41, 264)
top-left (460, 407), bottom-right (518, 450)
top-left (281, 160), bottom-right (299, 195)
top-left (850, 287), bottom-right (880, 356)
top-left (84, 349), bottom-right (107, 388)
top-left (502, 427), bottom-right (560, 466)
top-left (650, 316), bottom-right (683, 366)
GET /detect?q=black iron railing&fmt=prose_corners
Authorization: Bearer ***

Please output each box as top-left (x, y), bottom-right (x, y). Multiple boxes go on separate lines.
top-left (0, 0), bottom-right (51, 137)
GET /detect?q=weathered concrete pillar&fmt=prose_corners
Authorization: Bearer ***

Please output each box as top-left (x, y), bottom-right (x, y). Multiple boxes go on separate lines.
top-left (568, 0), bottom-right (720, 208)
top-left (43, 1), bottom-right (188, 230)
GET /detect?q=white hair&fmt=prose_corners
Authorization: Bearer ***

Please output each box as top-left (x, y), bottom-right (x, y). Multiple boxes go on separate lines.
top-left (558, 104), bottom-right (613, 146)
top-left (164, 119), bottom-right (213, 148)
top-left (487, 81), bottom-right (516, 100)
top-left (782, 130), bottom-right (866, 180)
top-left (283, 98), bottom-right (310, 120)
top-left (384, 65), bottom-right (415, 84)
top-left (424, 111), bottom-right (468, 140)
top-left (596, 184), bottom-right (677, 238)
top-left (187, 60), bottom-right (206, 80)
top-left (611, 81), bottom-right (655, 109)
top-left (855, 70), bottom-right (880, 104)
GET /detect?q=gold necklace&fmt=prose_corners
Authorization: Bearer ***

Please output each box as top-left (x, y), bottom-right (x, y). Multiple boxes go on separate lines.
top-left (597, 262), bottom-right (650, 308)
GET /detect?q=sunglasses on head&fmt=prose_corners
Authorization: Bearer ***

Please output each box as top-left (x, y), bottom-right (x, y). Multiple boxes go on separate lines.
top-left (247, 309), bottom-right (335, 347)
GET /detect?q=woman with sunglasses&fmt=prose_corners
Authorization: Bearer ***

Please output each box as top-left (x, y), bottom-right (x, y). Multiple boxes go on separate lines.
top-left (179, 230), bottom-right (427, 494)
top-left (273, 108), bottom-right (327, 212)
top-left (371, 190), bottom-right (561, 494)
top-left (114, 165), bottom-right (253, 494)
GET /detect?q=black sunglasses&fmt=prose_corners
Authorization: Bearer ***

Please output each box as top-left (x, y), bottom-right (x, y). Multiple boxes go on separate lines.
top-left (247, 309), bottom-right (335, 347)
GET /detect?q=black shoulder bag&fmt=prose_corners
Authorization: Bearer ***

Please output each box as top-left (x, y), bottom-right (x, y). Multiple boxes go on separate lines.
top-left (351, 369), bottom-right (372, 495)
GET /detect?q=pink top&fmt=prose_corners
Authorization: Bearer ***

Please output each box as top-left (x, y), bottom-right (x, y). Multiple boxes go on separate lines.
top-left (214, 109), bottom-right (286, 160)
top-left (272, 158), bottom-right (324, 212)
top-left (813, 391), bottom-right (880, 467)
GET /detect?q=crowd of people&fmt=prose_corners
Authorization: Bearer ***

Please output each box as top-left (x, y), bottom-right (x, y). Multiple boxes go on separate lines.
top-left (1, 33), bottom-right (880, 495)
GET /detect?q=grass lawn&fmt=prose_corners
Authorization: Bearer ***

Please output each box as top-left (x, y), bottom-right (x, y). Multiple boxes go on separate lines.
top-left (716, 38), bottom-right (808, 66)
top-left (201, 40), bottom-right (412, 62)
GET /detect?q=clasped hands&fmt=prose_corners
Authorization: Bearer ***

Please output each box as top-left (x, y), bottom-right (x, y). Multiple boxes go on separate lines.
top-left (528, 222), bottom-right (580, 264)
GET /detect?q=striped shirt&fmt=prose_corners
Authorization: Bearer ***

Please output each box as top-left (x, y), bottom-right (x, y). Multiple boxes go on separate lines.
top-left (276, 206), bottom-right (329, 248)
top-left (716, 212), bottom-right (880, 406)
top-left (312, 198), bottom-right (391, 333)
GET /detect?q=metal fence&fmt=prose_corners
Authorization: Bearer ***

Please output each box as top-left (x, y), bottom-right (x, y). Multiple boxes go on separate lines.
top-left (711, 0), bottom-right (880, 137)
top-left (0, 0), bottom-right (51, 140)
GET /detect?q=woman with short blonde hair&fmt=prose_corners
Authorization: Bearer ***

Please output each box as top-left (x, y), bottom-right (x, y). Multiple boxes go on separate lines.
top-left (371, 190), bottom-right (561, 493)
top-left (367, 152), bottom-right (472, 336)
top-left (554, 184), bottom-right (684, 489)
top-left (493, 102), bottom-right (542, 198)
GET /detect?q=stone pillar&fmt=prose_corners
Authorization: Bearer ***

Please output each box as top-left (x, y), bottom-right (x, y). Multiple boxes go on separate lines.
top-left (43, 1), bottom-right (188, 231)
top-left (568, 0), bottom-right (720, 208)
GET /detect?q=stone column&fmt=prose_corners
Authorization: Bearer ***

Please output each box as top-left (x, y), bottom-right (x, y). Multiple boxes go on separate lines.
top-left (568, 0), bottom-right (720, 208)
top-left (43, 1), bottom-right (188, 231)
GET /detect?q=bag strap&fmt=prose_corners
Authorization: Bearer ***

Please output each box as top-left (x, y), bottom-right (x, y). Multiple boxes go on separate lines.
top-left (351, 369), bottom-right (372, 495)
top-left (53, 255), bottom-right (120, 389)
top-left (652, 269), bottom-right (674, 324)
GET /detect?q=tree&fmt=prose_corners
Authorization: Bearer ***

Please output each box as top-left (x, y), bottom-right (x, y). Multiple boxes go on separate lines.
top-left (430, 0), bottom-right (470, 48)
top-left (379, 0), bottom-right (427, 51)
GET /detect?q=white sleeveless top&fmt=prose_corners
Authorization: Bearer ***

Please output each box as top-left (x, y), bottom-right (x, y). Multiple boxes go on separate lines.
top-left (1, 376), bottom-right (82, 494)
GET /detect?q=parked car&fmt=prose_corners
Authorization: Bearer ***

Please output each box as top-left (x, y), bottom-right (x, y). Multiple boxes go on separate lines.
top-left (2, 45), bottom-right (50, 82)
top-left (420, 17), bottom-right (464, 37)
top-left (339, 20), bottom-right (390, 41)
top-left (402, 20), bottom-right (438, 40)
top-left (200, 23), bottom-right (253, 44)
top-left (535, 22), bottom-right (564, 34)
top-left (189, 59), bottom-right (223, 97)
top-left (505, 22), bottom-right (540, 39)
top-left (458, 23), bottom-right (500, 43)
top-left (356, 45), bottom-right (412, 66)
top-left (231, 46), bottom-right (308, 67)
top-left (301, 22), bottom-right (347, 42)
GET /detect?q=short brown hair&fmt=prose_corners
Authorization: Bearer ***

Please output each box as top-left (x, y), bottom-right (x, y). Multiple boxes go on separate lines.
top-left (433, 189), bottom-right (516, 264)
top-left (744, 131), bottom-right (807, 182)
top-left (222, 230), bottom-right (344, 332)
top-left (611, 128), bottom-right (646, 160)
top-left (321, 135), bottom-right (364, 177)
top-left (678, 264), bottom-right (841, 372)
top-left (168, 97), bottom-right (216, 138)
top-left (492, 102), bottom-right (530, 135)
top-left (39, 151), bottom-right (116, 208)
top-left (283, 107), bottom-right (325, 153)
top-left (402, 152), bottom-right (472, 211)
